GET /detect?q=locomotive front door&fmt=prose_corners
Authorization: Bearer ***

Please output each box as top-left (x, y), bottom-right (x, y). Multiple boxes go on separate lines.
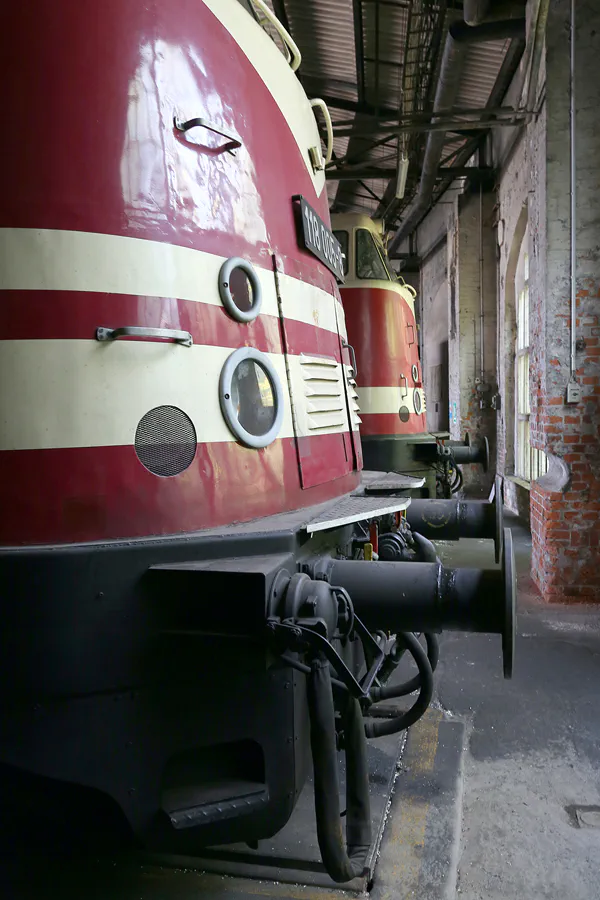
top-left (273, 258), bottom-right (361, 490)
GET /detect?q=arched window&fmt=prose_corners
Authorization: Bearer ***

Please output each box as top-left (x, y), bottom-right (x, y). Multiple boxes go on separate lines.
top-left (514, 228), bottom-right (547, 481)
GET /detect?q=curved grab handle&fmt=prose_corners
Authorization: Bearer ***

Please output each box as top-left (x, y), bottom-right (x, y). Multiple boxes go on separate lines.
top-left (343, 340), bottom-right (358, 378)
top-left (96, 326), bottom-right (192, 347)
top-left (310, 98), bottom-right (334, 166)
top-left (173, 116), bottom-right (241, 155)
top-left (406, 323), bottom-right (416, 346)
top-left (399, 278), bottom-right (417, 298)
top-left (399, 373), bottom-right (408, 399)
top-left (250, 0), bottom-right (302, 72)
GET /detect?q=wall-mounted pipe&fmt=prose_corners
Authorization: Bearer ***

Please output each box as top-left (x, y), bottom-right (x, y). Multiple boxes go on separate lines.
top-left (569, 0), bottom-right (577, 377)
top-left (388, 16), bottom-right (525, 255)
top-left (479, 183), bottom-right (485, 383)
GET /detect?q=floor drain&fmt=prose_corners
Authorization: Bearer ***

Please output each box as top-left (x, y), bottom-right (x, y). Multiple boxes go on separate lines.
top-left (565, 805), bottom-right (600, 828)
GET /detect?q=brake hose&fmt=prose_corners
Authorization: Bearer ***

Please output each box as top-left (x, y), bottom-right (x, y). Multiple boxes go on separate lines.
top-left (307, 654), bottom-right (371, 883)
top-left (364, 632), bottom-right (434, 739)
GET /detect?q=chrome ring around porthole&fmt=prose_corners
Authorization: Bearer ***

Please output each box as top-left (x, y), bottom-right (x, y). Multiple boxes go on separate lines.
top-left (219, 257), bottom-right (263, 323)
top-left (414, 389), bottom-right (422, 415)
top-left (219, 347), bottom-right (284, 449)
top-left (412, 364), bottom-right (419, 383)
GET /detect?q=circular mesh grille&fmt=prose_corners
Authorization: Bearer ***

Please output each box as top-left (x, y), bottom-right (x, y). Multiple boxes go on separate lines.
top-left (135, 406), bottom-right (197, 476)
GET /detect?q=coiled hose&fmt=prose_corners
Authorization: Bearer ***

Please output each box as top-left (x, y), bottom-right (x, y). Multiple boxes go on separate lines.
top-left (307, 654), bottom-right (371, 884)
top-left (364, 632), bottom-right (434, 739)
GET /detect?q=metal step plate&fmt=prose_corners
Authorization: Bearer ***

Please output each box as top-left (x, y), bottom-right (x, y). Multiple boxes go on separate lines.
top-left (362, 471), bottom-right (426, 494)
top-left (305, 492), bottom-right (411, 534)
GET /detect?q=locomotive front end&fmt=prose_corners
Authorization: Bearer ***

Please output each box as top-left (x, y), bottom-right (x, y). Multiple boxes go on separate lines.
top-left (0, 0), bottom-right (514, 885)
top-left (332, 213), bottom-right (490, 498)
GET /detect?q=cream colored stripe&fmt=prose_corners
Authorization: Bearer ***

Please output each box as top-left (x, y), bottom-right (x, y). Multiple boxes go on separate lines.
top-left (0, 228), bottom-right (345, 336)
top-left (202, 0), bottom-right (325, 197)
top-left (358, 385), bottom-right (425, 416)
top-left (0, 340), bottom-right (354, 451)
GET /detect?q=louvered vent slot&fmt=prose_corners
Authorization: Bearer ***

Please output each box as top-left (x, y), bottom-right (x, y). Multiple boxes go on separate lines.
top-left (300, 354), bottom-right (346, 431)
top-left (347, 374), bottom-right (362, 427)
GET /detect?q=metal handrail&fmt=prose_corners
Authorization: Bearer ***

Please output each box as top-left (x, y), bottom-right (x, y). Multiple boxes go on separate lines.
top-left (310, 98), bottom-right (334, 166)
top-left (250, 0), bottom-right (302, 72)
top-left (96, 327), bottom-right (192, 347)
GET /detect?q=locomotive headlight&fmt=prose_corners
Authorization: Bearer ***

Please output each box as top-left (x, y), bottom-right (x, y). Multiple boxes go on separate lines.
top-left (220, 347), bottom-right (284, 449)
top-left (413, 389), bottom-right (422, 415)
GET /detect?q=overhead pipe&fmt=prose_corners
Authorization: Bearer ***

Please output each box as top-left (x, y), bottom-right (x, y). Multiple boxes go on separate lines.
top-left (464, 0), bottom-right (491, 26)
top-left (388, 15), bottom-right (525, 255)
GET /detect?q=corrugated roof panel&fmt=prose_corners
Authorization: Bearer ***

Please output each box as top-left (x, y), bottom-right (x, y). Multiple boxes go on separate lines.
top-left (455, 39), bottom-right (511, 109)
top-left (240, 2), bottom-right (516, 220)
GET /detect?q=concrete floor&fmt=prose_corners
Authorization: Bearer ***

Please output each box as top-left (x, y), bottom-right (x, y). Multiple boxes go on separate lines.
top-left (425, 515), bottom-right (600, 900)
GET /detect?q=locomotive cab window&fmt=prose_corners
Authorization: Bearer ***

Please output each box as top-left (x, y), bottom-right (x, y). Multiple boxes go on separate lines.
top-left (220, 347), bottom-right (284, 449)
top-left (355, 229), bottom-right (390, 281)
top-left (332, 230), bottom-right (349, 276)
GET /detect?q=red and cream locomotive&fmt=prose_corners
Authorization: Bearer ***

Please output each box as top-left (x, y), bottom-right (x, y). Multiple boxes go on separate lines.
top-left (332, 213), bottom-right (489, 498)
top-left (0, 0), bottom-right (513, 884)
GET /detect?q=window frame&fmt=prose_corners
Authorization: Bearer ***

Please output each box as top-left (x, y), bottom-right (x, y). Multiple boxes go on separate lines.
top-left (219, 347), bottom-right (284, 449)
top-left (514, 236), bottom-right (547, 483)
top-left (355, 228), bottom-right (391, 282)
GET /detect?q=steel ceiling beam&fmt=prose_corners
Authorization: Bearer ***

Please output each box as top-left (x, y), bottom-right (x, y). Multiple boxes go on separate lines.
top-left (332, 112), bottom-right (528, 137)
top-left (387, 14), bottom-right (526, 255)
top-left (326, 166), bottom-right (496, 181)
top-left (353, 0), bottom-right (366, 104)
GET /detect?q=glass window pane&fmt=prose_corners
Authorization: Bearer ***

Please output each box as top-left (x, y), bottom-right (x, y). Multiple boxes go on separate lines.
top-left (356, 229), bottom-right (389, 281)
top-left (231, 360), bottom-right (276, 436)
top-left (228, 266), bottom-right (254, 313)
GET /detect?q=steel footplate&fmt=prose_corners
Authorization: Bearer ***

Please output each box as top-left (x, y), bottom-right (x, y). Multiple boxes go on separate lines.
top-left (363, 471), bottom-right (426, 494)
top-left (305, 492), bottom-right (411, 534)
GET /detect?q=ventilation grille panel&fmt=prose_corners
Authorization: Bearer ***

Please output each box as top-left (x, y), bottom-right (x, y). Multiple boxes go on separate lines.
top-left (347, 372), bottom-right (362, 427)
top-left (300, 354), bottom-right (346, 432)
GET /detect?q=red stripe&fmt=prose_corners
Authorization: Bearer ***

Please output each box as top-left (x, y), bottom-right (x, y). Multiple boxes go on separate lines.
top-left (0, 290), bottom-right (345, 359)
top-left (0, 1), bottom-right (337, 295)
top-left (360, 412), bottom-right (427, 437)
top-left (0, 436), bottom-right (360, 546)
top-left (341, 286), bottom-right (423, 387)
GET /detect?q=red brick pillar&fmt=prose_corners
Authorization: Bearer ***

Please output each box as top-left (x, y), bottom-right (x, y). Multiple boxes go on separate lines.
top-left (530, 287), bottom-right (600, 601)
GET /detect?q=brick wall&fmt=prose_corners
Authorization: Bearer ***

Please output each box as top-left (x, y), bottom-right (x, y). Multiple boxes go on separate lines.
top-left (528, 0), bottom-right (600, 600)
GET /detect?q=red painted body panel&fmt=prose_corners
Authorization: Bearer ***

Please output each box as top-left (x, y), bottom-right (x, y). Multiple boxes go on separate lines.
top-left (0, 2), bottom-right (360, 545)
top-left (341, 285), bottom-right (427, 435)
top-left (0, 290), bottom-right (344, 359)
top-left (359, 413), bottom-right (427, 437)
top-left (0, 436), bottom-right (358, 546)
top-left (0, 2), bottom-right (331, 288)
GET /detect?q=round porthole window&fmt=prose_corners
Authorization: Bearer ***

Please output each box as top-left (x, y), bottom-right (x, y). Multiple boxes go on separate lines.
top-left (412, 364), bottom-right (419, 383)
top-left (414, 389), bottom-right (423, 415)
top-left (220, 347), bottom-right (284, 448)
top-left (219, 257), bottom-right (262, 323)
